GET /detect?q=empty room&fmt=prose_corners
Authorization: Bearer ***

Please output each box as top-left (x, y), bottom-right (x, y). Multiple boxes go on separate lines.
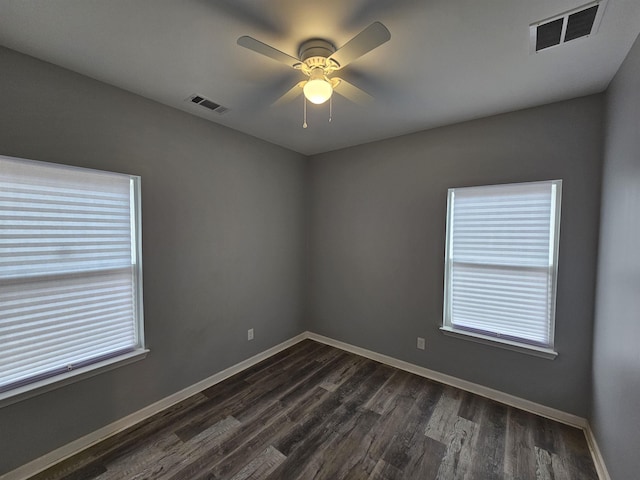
top-left (0, 1), bottom-right (639, 479)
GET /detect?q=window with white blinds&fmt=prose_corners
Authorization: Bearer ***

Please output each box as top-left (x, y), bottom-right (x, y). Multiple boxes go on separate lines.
top-left (442, 180), bottom-right (561, 354)
top-left (0, 154), bottom-right (144, 396)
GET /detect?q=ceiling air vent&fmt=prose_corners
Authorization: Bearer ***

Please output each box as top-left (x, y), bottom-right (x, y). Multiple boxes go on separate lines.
top-left (530, 1), bottom-right (606, 53)
top-left (187, 94), bottom-right (229, 115)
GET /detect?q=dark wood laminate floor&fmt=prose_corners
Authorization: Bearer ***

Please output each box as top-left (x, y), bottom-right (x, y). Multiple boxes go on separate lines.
top-left (30, 340), bottom-right (598, 480)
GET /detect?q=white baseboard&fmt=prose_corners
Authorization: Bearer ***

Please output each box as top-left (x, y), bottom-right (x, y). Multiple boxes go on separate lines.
top-left (584, 424), bottom-right (611, 480)
top-left (3, 330), bottom-right (610, 480)
top-left (0, 333), bottom-right (307, 480)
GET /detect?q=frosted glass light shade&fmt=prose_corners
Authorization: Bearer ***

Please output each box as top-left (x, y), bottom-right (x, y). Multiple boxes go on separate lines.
top-left (303, 78), bottom-right (333, 104)
top-left (302, 68), bottom-right (333, 105)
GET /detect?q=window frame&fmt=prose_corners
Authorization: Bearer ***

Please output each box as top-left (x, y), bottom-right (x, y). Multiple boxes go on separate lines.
top-left (0, 155), bottom-right (147, 407)
top-left (441, 180), bottom-right (562, 359)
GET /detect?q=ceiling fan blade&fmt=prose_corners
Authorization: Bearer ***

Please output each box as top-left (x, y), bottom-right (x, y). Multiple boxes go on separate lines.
top-left (210, 1), bottom-right (283, 35)
top-left (237, 36), bottom-right (301, 68)
top-left (328, 22), bottom-right (390, 69)
top-left (272, 81), bottom-right (306, 107)
top-left (332, 78), bottom-right (374, 105)
top-left (343, 0), bottom-right (420, 30)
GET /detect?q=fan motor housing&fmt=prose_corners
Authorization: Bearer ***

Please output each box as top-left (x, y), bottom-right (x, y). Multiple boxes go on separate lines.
top-left (298, 39), bottom-right (336, 62)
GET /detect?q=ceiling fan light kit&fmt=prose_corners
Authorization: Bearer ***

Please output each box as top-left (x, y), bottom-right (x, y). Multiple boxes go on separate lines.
top-left (237, 22), bottom-right (390, 127)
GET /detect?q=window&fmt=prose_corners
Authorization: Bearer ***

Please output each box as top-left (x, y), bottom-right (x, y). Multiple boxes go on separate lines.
top-left (442, 180), bottom-right (561, 358)
top-left (0, 155), bottom-right (145, 403)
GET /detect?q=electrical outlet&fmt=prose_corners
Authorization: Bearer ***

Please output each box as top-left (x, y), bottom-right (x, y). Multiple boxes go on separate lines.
top-left (248, 328), bottom-right (254, 341)
top-left (417, 337), bottom-right (425, 350)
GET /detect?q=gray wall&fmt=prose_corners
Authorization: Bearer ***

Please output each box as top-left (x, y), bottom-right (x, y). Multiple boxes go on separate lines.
top-left (0, 46), bottom-right (307, 474)
top-left (591, 34), bottom-right (640, 480)
top-left (307, 96), bottom-right (604, 416)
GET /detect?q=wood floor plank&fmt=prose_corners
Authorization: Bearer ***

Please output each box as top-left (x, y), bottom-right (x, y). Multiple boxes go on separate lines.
top-left (57, 463), bottom-right (107, 480)
top-left (544, 422), bottom-right (599, 480)
top-left (468, 398), bottom-right (508, 479)
top-left (357, 394), bottom-right (418, 473)
top-left (457, 390), bottom-right (484, 422)
top-left (547, 448), bottom-right (586, 480)
top-left (241, 341), bottom-right (328, 385)
top-left (183, 362), bottom-right (356, 480)
top-left (380, 382), bottom-right (444, 472)
top-left (401, 373), bottom-right (439, 400)
top-left (274, 359), bottom-right (382, 456)
top-left (237, 340), bottom-right (325, 385)
top-left (433, 415), bottom-right (479, 479)
top-left (367, 459), bottom-right (404, 480)
top-left (402, 434), bottom-right (446, 480)
top-left (349, 373), bottom-right (443, 478)
top-left (132, 417), bottom-right (240, 480)
top-left (97, 416), bottom-right (240, 480)
top-left (174, 352), bottom-right (327, 442)
top-left (29, 341), bottom-right (599, 480)
top-left (424, 386), bottom-right (464, 443)
top-left (228, 446), bottom-right (286, 480)
top-left (326, 408), bottom-right (389, 479)
top-left (293, 409), bottom-right (381, 480)
top-left (364, 370), bottom-right (411, 415)
top-left (318, 354), bottom-right (367, 392)
top-left (196, 382), bottom-right (346, 480)
top-left (282, 385), bottom-right (333, 425)
top-left (168, 398), bottom-right (294, 479)
top-left (533, 415), bottom-right (559, 454)
top-left (92, 430), bottom-right (183, 480)
top-left (276, 350), bottom-right (351, 409)
top-left (534, 446), bottom-right (555, 480)
top-left (265, 363), bottom-right (394, 480)
top-left (504, 407), bottom-right (537, 480)
top-left (190, 416), bottom-right (296, 480)
top-left (199, 341), bottom-right (316, 403)
top-left (170, 357), bottom-right (352, 479)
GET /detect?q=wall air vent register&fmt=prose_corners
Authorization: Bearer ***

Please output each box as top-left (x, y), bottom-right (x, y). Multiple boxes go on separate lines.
top-left (187, 94), bottom-right (229, 115)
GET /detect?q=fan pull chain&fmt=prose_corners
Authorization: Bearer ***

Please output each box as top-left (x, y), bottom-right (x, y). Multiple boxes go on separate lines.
top-left (329, 96), bottom-right (332, 123)
top-left (303, 96), bottom-right (308, 129)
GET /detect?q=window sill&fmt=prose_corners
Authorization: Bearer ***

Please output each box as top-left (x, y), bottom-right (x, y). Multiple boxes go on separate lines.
top-left (440, 327), bottom-right (557, 360)
top-left (0, 349), bottom-right (149, 408)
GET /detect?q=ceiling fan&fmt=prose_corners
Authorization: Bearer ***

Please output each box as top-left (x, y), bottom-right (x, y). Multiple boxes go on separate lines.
top-left (237, 22), bottom-right (391, 126)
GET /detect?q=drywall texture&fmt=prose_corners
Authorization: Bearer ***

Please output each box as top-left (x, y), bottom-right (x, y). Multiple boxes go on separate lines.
top-left (307, 95), bottom-right (603, 417)
top-left (591, 33), bottom-right (640, 480)
top-left (0, 46), bottom-right (307, 474)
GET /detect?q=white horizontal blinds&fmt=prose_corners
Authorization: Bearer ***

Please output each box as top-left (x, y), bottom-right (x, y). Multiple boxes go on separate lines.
top-left (0, 158), bottom-right (133, 279)
top-left (448, 182), bottom-right (556, 346)
top-left (0, 273), bottom-right (136, 387)
top-left (0, 156), bottom-right (138, 391)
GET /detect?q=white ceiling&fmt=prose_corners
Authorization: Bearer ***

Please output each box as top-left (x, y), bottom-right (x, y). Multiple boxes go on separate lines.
top-left (1, 0), bottom-right (639, 155)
